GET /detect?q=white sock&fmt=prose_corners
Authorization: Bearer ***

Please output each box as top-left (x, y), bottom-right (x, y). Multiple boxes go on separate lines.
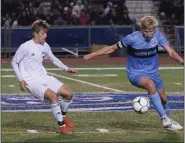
top-left (51, 103), bottom-right (63, 122)
top-left (58, 96), bottom-right (72, 116)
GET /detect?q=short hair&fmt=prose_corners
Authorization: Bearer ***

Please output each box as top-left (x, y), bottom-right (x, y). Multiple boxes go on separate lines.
top-left (140, 16), bottom-right (158, 30)
top-left (32, 20), bottom-right (49, 36)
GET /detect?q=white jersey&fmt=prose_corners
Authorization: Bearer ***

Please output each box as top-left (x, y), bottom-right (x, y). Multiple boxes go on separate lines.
top-left (11, 39), bottom-right (69, 81)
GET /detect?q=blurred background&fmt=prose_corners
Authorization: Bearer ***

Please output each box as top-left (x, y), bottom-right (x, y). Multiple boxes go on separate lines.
top-left (1, 0), bottom-right (184, 58)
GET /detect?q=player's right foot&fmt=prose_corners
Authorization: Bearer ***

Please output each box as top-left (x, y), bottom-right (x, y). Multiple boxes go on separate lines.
top-left (63, 116), bottom-right (75, 128)
top-left (166, 120), bottom-right (183, 131)
top-left (161, 115), bottom-right (172, 128)
top-left (59, 124), bottom-right (72, 134)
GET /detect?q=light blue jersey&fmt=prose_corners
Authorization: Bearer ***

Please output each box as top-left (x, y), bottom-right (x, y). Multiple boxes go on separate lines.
top-left (120, 28), bottom-right (169, 74)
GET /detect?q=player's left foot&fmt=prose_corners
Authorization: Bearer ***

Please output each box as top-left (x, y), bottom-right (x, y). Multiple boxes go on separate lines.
top-left (63, 116), bottom-right (75, 128)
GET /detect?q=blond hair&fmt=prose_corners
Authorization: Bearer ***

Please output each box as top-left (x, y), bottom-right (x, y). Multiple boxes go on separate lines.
top-left (32, 20), bottom-right (49, 37)
top-left (140, 16), bottom-right (158, 30)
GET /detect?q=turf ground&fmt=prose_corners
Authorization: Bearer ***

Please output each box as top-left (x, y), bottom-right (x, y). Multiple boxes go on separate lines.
top-left (1, 63), bottom-right (184, 142)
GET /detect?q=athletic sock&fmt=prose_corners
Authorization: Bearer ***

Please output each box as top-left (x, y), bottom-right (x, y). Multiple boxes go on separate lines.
top-left (51, 103), bottom-right (63, 124)
top-left (58, 96), bottom-right (72, 117)
top-left (149, 92), bottom-right (166, 117)
top-left (163, 103), bottom-right (170, 116)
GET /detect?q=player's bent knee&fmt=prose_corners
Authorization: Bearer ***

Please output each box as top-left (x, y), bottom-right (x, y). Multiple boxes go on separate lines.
top-left (44, 89), bottom-right (58, 104)
top-left (147, 81), bottom-right (155, 89)
top-left (146, 81), bottom-right (156, 94)
top-left (64, 92), bottom-right (73, 100)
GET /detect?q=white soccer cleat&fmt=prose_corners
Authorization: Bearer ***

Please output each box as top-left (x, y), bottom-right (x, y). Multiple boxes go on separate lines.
top-left (161, 115), bottom-right (172, 128)
top-left (166, 120), bottom-right (183, 131)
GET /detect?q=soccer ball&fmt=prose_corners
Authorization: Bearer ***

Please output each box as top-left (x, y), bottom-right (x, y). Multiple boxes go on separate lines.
top-left (132, 96), bottom-right (150, 113)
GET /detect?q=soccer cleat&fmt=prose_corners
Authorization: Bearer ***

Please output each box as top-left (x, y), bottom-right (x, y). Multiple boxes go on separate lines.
top-left (161, 115), bottom-right (172, 128)
top-left (166, 120), bottom-right (183, 131)
top-left (63, 116), bottom-right (75, 128)
top-left (58, 124), bottom-right (72, 134)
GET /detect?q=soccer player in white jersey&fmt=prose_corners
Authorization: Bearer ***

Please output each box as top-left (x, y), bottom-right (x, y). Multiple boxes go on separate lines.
top-left (83, 16), bottom-right (184, 130)
top-left (11, 20), bottom-right (78, 134)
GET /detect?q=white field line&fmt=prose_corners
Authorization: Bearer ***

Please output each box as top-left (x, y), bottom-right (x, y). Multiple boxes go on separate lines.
top-left (2, 109), bottom-right (184, 113)
top-left (1, 91), bottom-right (184, 95)
top-left (174, 83), bottom-right (183, 86)
top-left (48, 72), bottom-right (124, 93)
top-left (1, 129), bottom-right (164, 134)
top-left (1, 75), bottom-right (16, 78)
top-left (72, 74), bottom-right (118, 77)
top-left (1, 74), bottom-right (118, 78)
top-left (1, 66), bottom-right (184, 71)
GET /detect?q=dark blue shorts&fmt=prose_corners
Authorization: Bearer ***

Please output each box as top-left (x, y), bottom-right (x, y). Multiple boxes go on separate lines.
top-left (127, 71), bottom-right (164, 89)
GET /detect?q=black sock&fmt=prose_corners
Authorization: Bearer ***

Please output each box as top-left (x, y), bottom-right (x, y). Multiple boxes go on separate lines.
top-left (62, 111), bottom-right (67, 116)
top-left (58, 121), bottom-right (64, 126)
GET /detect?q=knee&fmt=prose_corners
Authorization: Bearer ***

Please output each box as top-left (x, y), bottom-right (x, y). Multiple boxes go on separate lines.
top-left (49, 94), bottom-right (58, 104)
top-left (64, 91), bottom-right (73, 100)
top-left (44, 89), bottom-right (58, 104)
top-left (147, 81), bottom-right (155, 89)
top-left (146, 81), bottom-right (156, 94)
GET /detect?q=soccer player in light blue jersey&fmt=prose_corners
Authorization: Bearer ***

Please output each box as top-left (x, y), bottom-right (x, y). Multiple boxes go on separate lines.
top-left (83, 16), bottom-right (184, 130)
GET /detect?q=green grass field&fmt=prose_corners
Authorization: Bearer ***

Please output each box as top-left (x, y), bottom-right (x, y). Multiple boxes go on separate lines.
top-left (1, 63), bottom-right (184, 142)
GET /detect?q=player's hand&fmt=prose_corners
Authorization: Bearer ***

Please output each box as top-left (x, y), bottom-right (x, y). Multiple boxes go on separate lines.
top-left (180, 60), bottom-right (184, 65)
top-left (83, 53), bottom-right (95, 61)
top-left (20, 80), bottom-right (28, 91)
top-left (67, 68), bottom-right (79, 74)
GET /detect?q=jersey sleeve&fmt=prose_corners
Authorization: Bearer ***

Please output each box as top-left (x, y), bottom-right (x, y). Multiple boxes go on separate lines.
top-left (117, 34), bottom-right (133, 49)
top-left (157, 31), bottom-right (169, 47)
top-left (45, 43), bottom-right (69, 71)
top-left (12, 44), bottom-right (26, 64)
top-left (11, 44), bottom-right (26, 81)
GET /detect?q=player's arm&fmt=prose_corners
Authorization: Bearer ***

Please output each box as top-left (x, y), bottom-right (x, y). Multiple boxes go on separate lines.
top-left (46, 45), bottom-right (79, 74)
top-left (83, 43), bottom-right (122, 61)
top-left (11, 45), bottom-right (27, 91)
top-left (163, 44), bottom-right (184, 65)
top-left (158, 31), bottom-right (184, 65)
top-left (83, 34), bottom-right (131, 61)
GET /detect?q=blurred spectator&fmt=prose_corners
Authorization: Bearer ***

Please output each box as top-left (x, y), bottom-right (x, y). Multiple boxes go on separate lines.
top-left (108, 7), bottom-right (121, 25)
top-left (79, 9), bottom-right (89, 25)
top-left (122, 10), bottom-right (132, 25)
top-left (159, 0), bottom-right (184, 25)
top-left (4, 14), bottom-right (12, 27)
top-left (72, 0), bottom-right (84, 18)
top-left (53, 17), bottom-right (67, 25)
top-left (62, 6), bottom-right (72, 22)
top-left (104, 1), bottom-right (113, 16)
top-left (89, 5), bottom-right (98, 25)
top-left (18, 11), bottom-right (30, 26)
top-left (159, 12), bottom-right (168, 25)
top-left (51, 0), bottom-right (60, 12)
top-left (1, 0), bottom-right (135, 26)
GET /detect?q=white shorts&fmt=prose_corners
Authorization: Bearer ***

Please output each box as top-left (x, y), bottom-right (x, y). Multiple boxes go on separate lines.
top-left (25, 75), bottom-right (63, 102)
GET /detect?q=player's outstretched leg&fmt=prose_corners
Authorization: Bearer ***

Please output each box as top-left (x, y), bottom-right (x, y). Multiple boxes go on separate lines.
top-left (157, 88), bottom-right (183, 130)
top-left (45, 88), bottom-right (72, 134)
top-left (57, 84), bottom-right (75, 128)
top-left (139, 78), bottom-right (172, 128)
top-left (149, 92), bottom-right (171, 127)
